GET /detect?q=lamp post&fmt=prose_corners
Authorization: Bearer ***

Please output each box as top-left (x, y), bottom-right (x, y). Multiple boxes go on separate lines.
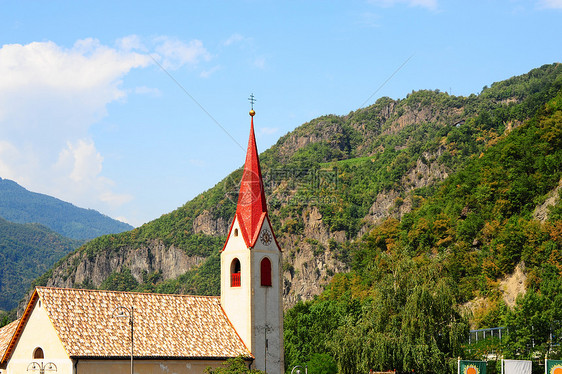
top-left (112, 305), bottom-right (134, 374)
top-left (27, 362), bottom-right (57, 374)
top-left (291, 365), bottom-right (307, 374)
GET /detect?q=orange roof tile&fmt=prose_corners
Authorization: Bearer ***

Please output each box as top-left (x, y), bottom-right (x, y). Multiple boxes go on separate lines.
top-left (34, 287), bottom-right (251, 359)
top-left (0, 319), bottom-right (19, 361)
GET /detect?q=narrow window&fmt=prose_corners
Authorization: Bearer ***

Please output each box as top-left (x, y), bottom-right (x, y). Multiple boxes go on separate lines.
top-left (234, 228), bottom-right (238, 237)
top-left (231, 258), bottom-right (241, 287)
top-left (33, 347), bottom-right (44, 359)
top-left (261, 257), bottom-right (272, 287)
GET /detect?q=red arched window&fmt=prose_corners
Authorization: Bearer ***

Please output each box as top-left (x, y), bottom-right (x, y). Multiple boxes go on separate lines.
top-left (231, 258), bottom-right (241, 287)
top-left (260, 257), bottom-right (272, 287)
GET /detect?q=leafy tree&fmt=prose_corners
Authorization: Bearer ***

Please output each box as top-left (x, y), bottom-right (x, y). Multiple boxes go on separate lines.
top-left (502, 267), bottom-right (562, 360)
top-left (100, 267), bottom-right (139, 292)
top-left (305, 353), bottom-right (337, 374)
top-left (205, 357), bottom-right (265, 374)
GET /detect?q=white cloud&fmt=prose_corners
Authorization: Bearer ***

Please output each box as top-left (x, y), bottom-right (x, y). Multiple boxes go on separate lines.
top-left (368, 0), bottom-right (438, 10)
top-left (56, 139), bottom-right (103, 183)
top-left (0, 35), bottom-right (212, 223)
top-left (223, 33), bottom-right (245, 46)
top-left (134, 86), bottom-right (162, 96)
top-left (538, 0), bottom-right (562, 8)
top-left (116, 35), bottom-right (147, 51)
top-left (54, 139), bottom-right (133, 206)
top-left (0, 39), bottom-right (149, 93)
top-left (0, 39), bottom-right (148, 216)
top-left (154, 37), bottom-right (211, 70)
top-left (0, 141), bottom-right (26, 182)
top-left (0, 39), bottom-right (151, 140)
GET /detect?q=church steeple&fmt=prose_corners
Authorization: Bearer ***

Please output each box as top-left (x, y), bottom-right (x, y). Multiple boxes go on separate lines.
top-left (220, 101), bottom-right (284, 374)
top-left (235, 113), bottom-right (268, 248)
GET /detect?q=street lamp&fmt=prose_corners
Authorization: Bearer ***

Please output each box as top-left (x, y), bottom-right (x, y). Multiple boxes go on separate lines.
top-left (27, 362), bottom-right (57, 373)
top-left (112, 305), bottom-right (134, 374)
top-left (291, 365), bottom-right (308, 374)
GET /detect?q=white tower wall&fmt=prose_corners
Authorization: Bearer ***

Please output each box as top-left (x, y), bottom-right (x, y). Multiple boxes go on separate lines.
top-left (220, 217), bottom-right (283, 374)
top-left (250, 220), bottom-right (283, 374)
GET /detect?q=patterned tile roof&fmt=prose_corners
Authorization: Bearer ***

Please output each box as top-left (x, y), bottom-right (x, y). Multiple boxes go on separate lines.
top-left (0, 319), bottom-right (19, 361)
top-left (35, 287), bottom-right (251, 359)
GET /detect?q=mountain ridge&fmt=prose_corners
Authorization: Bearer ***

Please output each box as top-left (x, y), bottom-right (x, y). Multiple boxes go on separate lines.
top-left (0, 177), bottom-right (133, 240)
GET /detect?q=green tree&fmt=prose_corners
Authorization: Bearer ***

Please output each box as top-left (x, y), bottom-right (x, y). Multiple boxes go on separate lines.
top-left (205, 357), bottom-right (265, 374)
top-left (502, 270), bottom-right (562, 360)
top-left (305, 353), bottom-right (337, 374)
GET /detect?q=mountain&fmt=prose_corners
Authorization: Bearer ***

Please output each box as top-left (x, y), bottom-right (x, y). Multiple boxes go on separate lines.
top-left (0, 178), bottom-right (133, 240)
top-left (36, 64), bottom-right (562, 307)
top-left (26, 63), bottom-right (562, 372)
top-left (31, 63), bottom-right (560, 316)
top-left (0, 217), bottom-right (81, 310)
top-left (284, 85), bottom-right (562, 373)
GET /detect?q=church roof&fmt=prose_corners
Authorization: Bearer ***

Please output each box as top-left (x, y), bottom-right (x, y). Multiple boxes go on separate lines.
top-left (0, 319), bottom-right (18, 361)
top-left (233, 116), bottom-right (269, 248)
top-left (2, 287), bottom-right (251, 362)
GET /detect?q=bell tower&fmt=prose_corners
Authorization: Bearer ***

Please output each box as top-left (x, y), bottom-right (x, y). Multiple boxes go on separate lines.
top-left (220, 104), bottom-right (283, 374)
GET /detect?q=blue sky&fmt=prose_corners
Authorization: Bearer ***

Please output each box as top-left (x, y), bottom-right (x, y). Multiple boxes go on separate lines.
top-left (0, 0), bottom-right (560, 227)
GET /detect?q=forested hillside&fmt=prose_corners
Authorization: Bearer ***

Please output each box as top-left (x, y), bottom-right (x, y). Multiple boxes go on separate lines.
top-left (25, 64), bottom-right (562, 373)
top-left (0, 178), bottom-right (133, 240)
top-left (0, 218), bottom-right (81, 310)
top-left (284, 89), bottom-right (562, 373)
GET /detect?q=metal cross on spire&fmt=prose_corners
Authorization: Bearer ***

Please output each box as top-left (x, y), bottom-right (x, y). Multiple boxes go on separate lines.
top-left (248, 93), bottom-right (256, 116)
top-left (249, 93), bottom-right (256, 110)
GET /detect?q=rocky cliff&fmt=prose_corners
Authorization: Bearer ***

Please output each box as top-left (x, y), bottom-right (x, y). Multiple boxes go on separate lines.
top-left (45, 239), bottom-right (204, 289)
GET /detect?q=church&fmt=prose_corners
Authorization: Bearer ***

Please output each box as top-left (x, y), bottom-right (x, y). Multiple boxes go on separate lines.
top-left (0, 108), bottom-right (284, 374)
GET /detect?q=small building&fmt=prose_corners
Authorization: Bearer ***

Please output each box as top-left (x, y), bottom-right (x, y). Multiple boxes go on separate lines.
top-left (0, 108), bottom-right (283, 374)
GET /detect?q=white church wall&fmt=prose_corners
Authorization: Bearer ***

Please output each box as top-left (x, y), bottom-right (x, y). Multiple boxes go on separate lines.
top-left (6, 298), bottom-right (73, 374)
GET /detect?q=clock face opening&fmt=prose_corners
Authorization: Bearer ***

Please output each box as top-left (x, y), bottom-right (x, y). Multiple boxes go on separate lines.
top-left (260, 230), bottom-right (272, 246)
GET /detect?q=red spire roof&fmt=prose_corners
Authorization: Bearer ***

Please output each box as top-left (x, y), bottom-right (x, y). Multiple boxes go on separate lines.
top-left (234, 116), bottom-right (268, 247)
